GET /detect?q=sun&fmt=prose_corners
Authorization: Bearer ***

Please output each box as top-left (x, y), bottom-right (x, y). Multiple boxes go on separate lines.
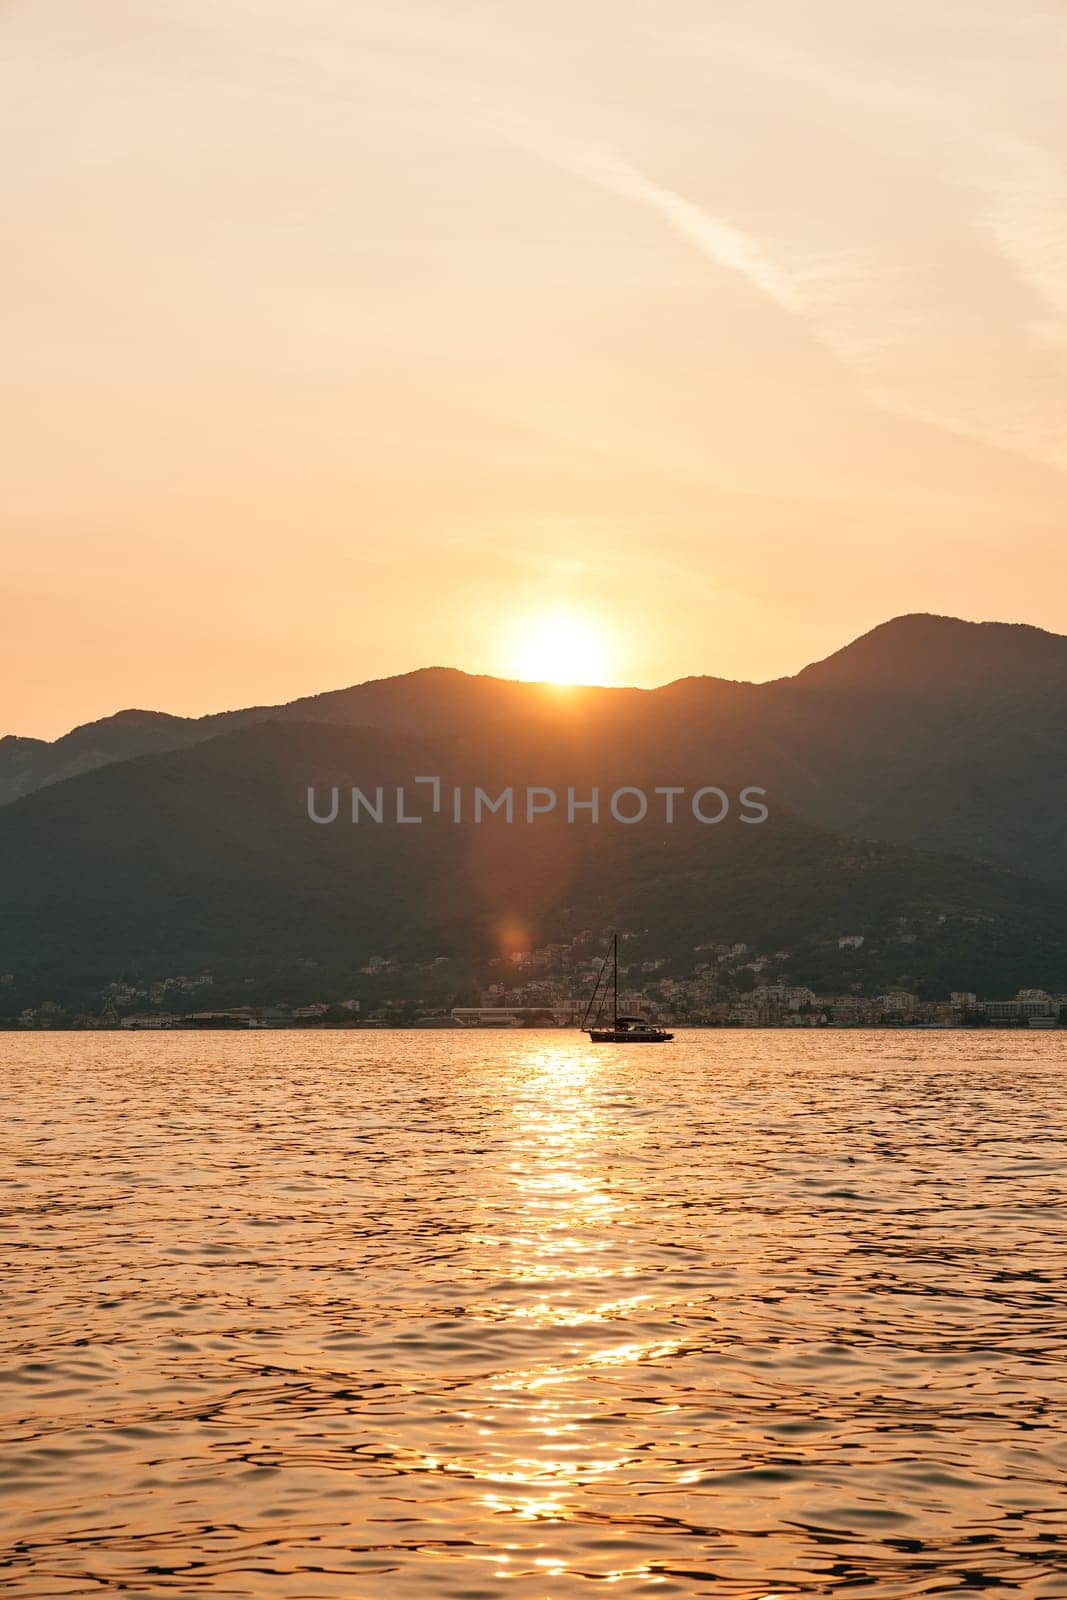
top-left (510, 611), bottom-right (614, 686)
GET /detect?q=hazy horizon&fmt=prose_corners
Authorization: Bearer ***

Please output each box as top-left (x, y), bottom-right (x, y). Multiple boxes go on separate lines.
top-left (5, 1), bottom-right (1067, 737)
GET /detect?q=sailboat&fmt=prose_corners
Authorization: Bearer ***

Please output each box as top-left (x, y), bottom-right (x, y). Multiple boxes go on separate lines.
top-left (582, 932), bottom-right (674, 1043)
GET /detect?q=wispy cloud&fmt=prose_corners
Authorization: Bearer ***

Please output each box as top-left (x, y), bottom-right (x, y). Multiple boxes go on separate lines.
top-left (561, 151), bottom-right (804, 315)
top-left (957, 134), bottom-right (1067, 340)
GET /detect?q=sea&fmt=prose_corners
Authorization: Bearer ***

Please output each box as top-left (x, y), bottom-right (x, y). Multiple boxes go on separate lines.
top-left (2, 1030), bottom-right (1066, 1598)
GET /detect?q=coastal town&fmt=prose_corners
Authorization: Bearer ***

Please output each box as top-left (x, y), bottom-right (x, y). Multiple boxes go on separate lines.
top-left (4, 929), bottom-right (1067, 1029)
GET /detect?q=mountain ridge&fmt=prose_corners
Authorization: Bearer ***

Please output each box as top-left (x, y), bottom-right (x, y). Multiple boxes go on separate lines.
top-left (16, 611), bottom-right (1060, 747)
top-left (3, 611), bottom-right (1066, 892)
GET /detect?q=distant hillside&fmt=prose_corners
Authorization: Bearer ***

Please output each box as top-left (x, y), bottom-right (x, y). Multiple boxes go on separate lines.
top-left (0, 670), bottom-right (634, 804)
top-left (0, 711), bottom-right (201, 806)
top-left (1, 717), bottom-right (1066, 1011)
top-left (3, 612), bottom-right (1067, 889)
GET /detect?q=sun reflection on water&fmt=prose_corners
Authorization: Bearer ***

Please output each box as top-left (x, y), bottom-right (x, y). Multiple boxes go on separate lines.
top-left (462, 1037), bottom-right (672, 1577)
top-left (6, 1032), bottom-right (1064, 1595)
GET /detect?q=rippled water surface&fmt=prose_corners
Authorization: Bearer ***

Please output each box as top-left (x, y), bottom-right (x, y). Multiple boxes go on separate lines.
top-left (3, 1031), bottom-right (1067, 1598)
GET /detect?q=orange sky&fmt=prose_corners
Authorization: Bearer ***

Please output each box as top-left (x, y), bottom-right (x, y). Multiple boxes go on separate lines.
top-left (4, 1), bottom-right (1067, 737)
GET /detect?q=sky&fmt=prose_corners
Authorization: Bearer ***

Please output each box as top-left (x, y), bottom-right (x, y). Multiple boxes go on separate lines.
top-left (4, 0), bottom-right (1067, 737)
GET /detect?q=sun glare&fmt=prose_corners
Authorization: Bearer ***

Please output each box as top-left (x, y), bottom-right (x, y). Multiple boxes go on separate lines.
top-left (511, 612), bottom-right (614, 686)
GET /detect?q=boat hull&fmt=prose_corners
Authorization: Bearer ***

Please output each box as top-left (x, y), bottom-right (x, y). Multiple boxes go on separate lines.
top-left (586, 1028), bottom-right (673, 1043)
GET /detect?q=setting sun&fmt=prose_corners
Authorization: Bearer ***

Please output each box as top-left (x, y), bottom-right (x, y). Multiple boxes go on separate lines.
top-left (510, 611), bottom-right (614, 686)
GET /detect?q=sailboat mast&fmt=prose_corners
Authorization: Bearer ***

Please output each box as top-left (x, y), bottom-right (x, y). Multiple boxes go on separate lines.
top-left (613, 931), bottom-right (618, 1025)
top-left (581, 939), bottom-right (611, 1030)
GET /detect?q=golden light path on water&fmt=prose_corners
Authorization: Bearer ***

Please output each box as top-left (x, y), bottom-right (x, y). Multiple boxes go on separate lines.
top-left (2, 1030), bottom-right (1067, 1597)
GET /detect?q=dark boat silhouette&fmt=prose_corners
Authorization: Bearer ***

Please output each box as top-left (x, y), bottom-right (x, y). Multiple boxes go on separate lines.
top-left (582, 932), bottom-right (673, 1043)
